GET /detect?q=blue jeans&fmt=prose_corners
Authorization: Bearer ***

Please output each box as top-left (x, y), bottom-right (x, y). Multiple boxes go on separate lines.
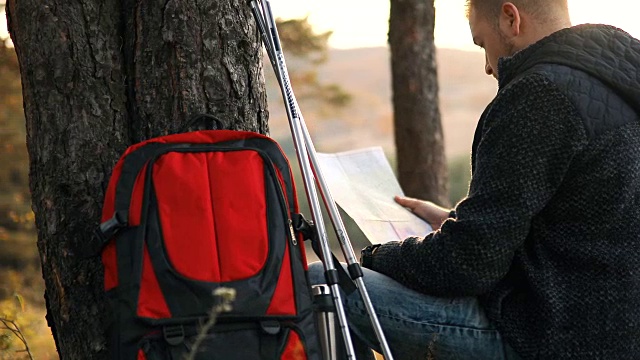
top-left (307, 262), bottom-right (522, 360)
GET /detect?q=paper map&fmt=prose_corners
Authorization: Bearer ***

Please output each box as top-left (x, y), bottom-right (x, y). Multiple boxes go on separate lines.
top-left (316, 147), bottom-right (433, 244)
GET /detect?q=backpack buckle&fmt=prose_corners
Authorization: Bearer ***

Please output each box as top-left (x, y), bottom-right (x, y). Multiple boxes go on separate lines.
top-left (292, 213), bottom-right (315, 241)
top-left (95, 210), bottom-right (129, 244)
top-left (260, 320), bottom-right (281, 335)
top-left (163, 325), bottom-right (185, 346)
top-left (80, 210), bottom-right (129, 258)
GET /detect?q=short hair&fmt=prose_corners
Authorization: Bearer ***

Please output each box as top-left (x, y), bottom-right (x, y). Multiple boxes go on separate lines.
top-left (466, 0), bottom-right (569, 24)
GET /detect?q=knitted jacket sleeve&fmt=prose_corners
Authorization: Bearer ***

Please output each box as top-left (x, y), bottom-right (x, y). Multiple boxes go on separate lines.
top-left (367, 74), bottom-right (588, 297)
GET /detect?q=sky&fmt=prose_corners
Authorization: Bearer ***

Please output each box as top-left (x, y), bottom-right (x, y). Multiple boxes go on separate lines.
top-left (270, 0), bottom-right (640, 50)
top-left (1, 1), bottom-right (639, 50)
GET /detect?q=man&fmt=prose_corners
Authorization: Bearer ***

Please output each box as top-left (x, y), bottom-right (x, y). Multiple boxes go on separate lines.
top-left (309, 1), bottom-right (640, 359)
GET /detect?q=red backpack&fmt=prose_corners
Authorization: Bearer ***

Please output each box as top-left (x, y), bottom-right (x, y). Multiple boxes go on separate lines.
top-left (95, 129), bottom-right (320, 359)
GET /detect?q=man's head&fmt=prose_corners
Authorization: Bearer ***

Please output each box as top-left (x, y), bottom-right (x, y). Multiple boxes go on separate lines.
top-left (467, 0), bottom-right (571, 79)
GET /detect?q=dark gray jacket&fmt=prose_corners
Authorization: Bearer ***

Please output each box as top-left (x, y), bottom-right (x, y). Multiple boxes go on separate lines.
top-left (368, 25), bottom-right (640, 359)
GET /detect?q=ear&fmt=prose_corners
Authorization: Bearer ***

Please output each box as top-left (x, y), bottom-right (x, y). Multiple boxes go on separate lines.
top-left (499, 2), bottom-right (521, 37)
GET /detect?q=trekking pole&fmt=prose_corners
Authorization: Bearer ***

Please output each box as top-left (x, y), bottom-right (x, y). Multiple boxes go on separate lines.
top-left (249, 2), bottom-right (395, 359)
top-left (249, 1), bottom-right (356, 358)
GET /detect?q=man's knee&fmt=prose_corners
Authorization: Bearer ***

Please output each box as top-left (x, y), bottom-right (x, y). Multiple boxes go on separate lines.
top-left (307, 261), bottom-right (325, 286)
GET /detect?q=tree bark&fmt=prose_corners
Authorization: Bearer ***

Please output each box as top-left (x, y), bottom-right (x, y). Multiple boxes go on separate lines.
top-left (6, 0), bottom-right (267, 358)
top-left (389, 0), bottom-right (449, 206)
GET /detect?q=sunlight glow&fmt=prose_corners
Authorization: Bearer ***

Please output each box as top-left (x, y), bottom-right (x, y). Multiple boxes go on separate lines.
top-left (1, 1), bottom-right (638, 50)
top-left (270, 0), bottom-right (640, 50)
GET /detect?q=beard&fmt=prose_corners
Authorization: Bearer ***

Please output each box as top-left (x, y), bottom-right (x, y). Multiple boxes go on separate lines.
top-left (499, 31), bottom-right (517, 57)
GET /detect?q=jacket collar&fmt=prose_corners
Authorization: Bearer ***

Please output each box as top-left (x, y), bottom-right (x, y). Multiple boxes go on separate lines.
top-left (497, 24), bottom-right (624, 90)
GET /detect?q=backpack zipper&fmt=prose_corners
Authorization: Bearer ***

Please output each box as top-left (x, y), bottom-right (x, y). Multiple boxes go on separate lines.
top-left (288, 219), bottom-right (297, 246)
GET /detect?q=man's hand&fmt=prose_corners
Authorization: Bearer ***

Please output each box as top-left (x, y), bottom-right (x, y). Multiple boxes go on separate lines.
top-left (394, 196), bottom-right (451, 230)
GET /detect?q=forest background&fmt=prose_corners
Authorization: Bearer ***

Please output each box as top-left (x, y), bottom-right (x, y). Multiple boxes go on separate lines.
top-left (1, 0), bottom-right (553, 357)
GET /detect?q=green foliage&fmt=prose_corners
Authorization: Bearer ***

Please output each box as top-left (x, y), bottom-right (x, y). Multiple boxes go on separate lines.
top-left (273, 18), bottom-right (352, 114)
top-left (0, 40), bottom-right (23, 136)
top-left (0, 26), bottom-right (54, 360)
top-left (0, 316), bottom-right (34, 360)
top-left (277, 17), bottom-right (331, 63)
top-left (448, 154), bottom-right (471, 206)
top-left (0, 40), bottom-right (32, 235)
top-left (0, 241), bottom-right (56, 359)
top-left (388, 152), bottom-right (470, 207)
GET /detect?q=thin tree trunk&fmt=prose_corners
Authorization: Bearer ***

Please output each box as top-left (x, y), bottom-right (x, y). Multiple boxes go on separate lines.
top-left (6, 0), bottom-right (267, 357)
top-left (389, 0), bottom-right (449, 206)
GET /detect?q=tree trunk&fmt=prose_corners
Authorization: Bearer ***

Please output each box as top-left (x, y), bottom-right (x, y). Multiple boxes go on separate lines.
top-left (389, 0), bottom-right (449, 206)
top-left (5, 0), bottom-right (267, 358)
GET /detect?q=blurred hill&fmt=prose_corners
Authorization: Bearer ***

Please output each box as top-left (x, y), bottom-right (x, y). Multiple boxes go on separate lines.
top-left (268, 46), bottom-right (498, 158)
top-left (269, 46), bottom-right (498, 263)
